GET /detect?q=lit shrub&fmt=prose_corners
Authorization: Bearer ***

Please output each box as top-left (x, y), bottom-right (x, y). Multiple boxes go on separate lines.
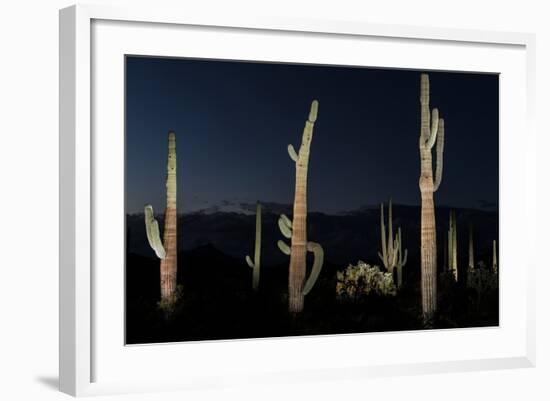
top-left (336, 261), bottom-right (396, 303)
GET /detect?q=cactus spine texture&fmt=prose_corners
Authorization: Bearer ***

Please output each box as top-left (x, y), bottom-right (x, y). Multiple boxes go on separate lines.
top-left (278, 100), bottom-right (324, 313)
top-left (419, 74), bottom-right (445, 322)
top-left (144, 131), bottom-right (178, 309)
top-left (378, 198), bottom-right (407, 287)
top-left (448, 210), bottom-right (458, 281)
top-left (245, 202), bottom-right (262, 291)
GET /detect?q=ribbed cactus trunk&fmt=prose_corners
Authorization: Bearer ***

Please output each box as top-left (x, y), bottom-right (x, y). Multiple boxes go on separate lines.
top-left (418, 74), bottom-right (445, 322)
top-left (246, 202), bottom-right (262, 291)
top-left (448, 210), bottom-right (458, 280)
top-left (419, 190), bottom-right (437, 318)
top-left (492, 240), bottom-right (498, 273)
top-left (468, 223), bottom-right (475, 269)
top-left (160, 132), bottom-right (177, 304)
top-left (288, 101), bottom-right (318, 313)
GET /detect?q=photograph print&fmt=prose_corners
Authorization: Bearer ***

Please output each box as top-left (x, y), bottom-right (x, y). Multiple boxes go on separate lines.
top-left (125, 56), bottom-right (499, 344)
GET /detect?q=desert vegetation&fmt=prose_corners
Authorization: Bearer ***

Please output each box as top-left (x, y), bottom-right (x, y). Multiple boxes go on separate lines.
top-left (128, 70), bottom-right (498, 342)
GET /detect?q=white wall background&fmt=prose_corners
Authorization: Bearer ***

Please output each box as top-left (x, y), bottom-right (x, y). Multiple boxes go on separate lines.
top-left (0, 0), bottom-right (547, 399)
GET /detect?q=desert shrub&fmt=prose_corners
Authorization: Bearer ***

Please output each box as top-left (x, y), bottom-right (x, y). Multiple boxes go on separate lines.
top-left (336, 261), bottom-right (396, 303)
top-left (466, 266), bottom-right (497, 295)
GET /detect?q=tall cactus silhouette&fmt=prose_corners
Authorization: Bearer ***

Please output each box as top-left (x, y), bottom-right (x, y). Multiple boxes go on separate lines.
top-left (144, 131), bottom-right (178, 310)
top-left (418, 74), bottom-right (445, 321)
top-left (447, 210), bottom-right (458, 281)
top-left (492, 240), bottom-right (498, 273)
top-left (245, 202), bottom-right (262, 291)
top-left (277, 100), bottom-right (324, 313)
top-left (468, 223), bottom-right (475, 270)
top-left (378, 198), bottom-right (407, 287)
top-left (396, 228), bottom-right (407, 288)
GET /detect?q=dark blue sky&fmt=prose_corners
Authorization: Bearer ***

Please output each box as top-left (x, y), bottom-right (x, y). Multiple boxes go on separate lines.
top-left (126, 56), bottom-right (498, 214)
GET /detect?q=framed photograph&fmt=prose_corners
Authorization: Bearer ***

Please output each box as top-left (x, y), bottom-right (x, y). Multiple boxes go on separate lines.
top-left (59, 4), bottom-right (536, 396)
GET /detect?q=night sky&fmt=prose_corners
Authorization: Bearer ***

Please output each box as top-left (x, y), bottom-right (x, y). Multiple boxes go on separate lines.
top-left (125, 56), bottom-right (498, 215)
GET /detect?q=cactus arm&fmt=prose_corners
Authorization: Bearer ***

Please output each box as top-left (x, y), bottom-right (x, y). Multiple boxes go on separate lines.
top-left (425, 108), bottom-right (439, 149)
top-left (380, 203), bottom-right (387, 267)
top-left (303, 241), bottom-right (324, 296)
top-left (420, 74), bottom-right (431, 143)
top-left (390, 238), bottom-right (399, 268)
top-left (280, 214), bottom-right (292, 229)
top-left (468, 222), bottom-right (474, 269)
top-left (245, 255), bottom-right (254, 268)
top-left (278, 216), bottom-right (292, 238)
top-left (287, 144), bottom-right (298, 162)
top-left (246, 202), bottom-right (262, 290)
top-left (144, 204), bottom-right (166, 259)
top-left (397, 248), bottom-right (408, 289)
top-left (308, 100), bottom-right (319, 122)
top-left (254, 202), bottom-right (262, 270)
top-left (387, 198), bottom-right (396, 271)
top-left (492, 240), bottom-right (498, 273)
top-left (433, 118), bottom-right (445, 191)
top-left (276, 213), bottom-right (292, 256)
top-left (448, 228), bottom-right (452, 272)
top-left (397, 227), bottom-right (407, 266)
top-left (278, 240), bottom-right (291, 255)
top-left (388, 198), bottom-right (394, 252)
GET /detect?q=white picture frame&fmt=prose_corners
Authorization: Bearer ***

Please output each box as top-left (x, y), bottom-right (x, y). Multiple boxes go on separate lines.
top-left (59, 4), bottom-right (536, 397)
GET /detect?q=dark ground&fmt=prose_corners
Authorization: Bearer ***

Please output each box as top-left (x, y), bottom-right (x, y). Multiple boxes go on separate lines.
top-left (125, 205), bottom-right (498, 344)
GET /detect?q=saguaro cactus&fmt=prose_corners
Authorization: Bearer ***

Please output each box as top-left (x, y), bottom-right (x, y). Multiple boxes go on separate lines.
top-left (447, 210), bottom-right (458, 280)
top-left (468, 223), bottom-right (475, 270)
top-left (245, 202), bottom-right (262, 291)
top-left (396, 228), bottom-right (407, 288)
top-left (277, 100), bottom-right (324, 313)
top-left (492, 240), bottom-right (498, 273)
top-left (378, 198), bottom-right (407, 287)
top-left (277, 214), bottom-right (324, 309)
top-left (144, 131), bottom-right (178, 310)
top-left (418, 74), bottom-right (445, 321)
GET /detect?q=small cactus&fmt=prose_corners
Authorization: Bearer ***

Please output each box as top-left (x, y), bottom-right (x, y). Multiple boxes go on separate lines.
top-left (245, 202), bottom-right (262, 291)
top-left (468, 223), bottom-right (475, 269)
top-left (377, 198), bottom-right (407, 287)
top-left (447, 210), bottom-right (458, 281)
top-left (492, 240), bottom-right (498, 273)
top-left (396, 228), bottom-right (407, 288)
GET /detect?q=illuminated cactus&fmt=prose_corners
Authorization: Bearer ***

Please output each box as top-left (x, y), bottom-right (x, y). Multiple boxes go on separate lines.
top-left (447, 210), bottom-right (458, 281)
top-left (396, 228), bottom-right (407, 288)
top-left (468, 223), bottom-right (475, 269)
top-left (418, 73), bottom-right (445, 322)
top-left (144, 131), bottom-right (178, 310)
top-left (277, 214), bottom-right (324, 302)
top-left (492, 240), bottom-right (498, 273)
top-left (378, 198), bottom-right (407, 288)
top-left (245, 202), bottom-right (262, 291)
top-left (277, 100), bottom-right (324, 313)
